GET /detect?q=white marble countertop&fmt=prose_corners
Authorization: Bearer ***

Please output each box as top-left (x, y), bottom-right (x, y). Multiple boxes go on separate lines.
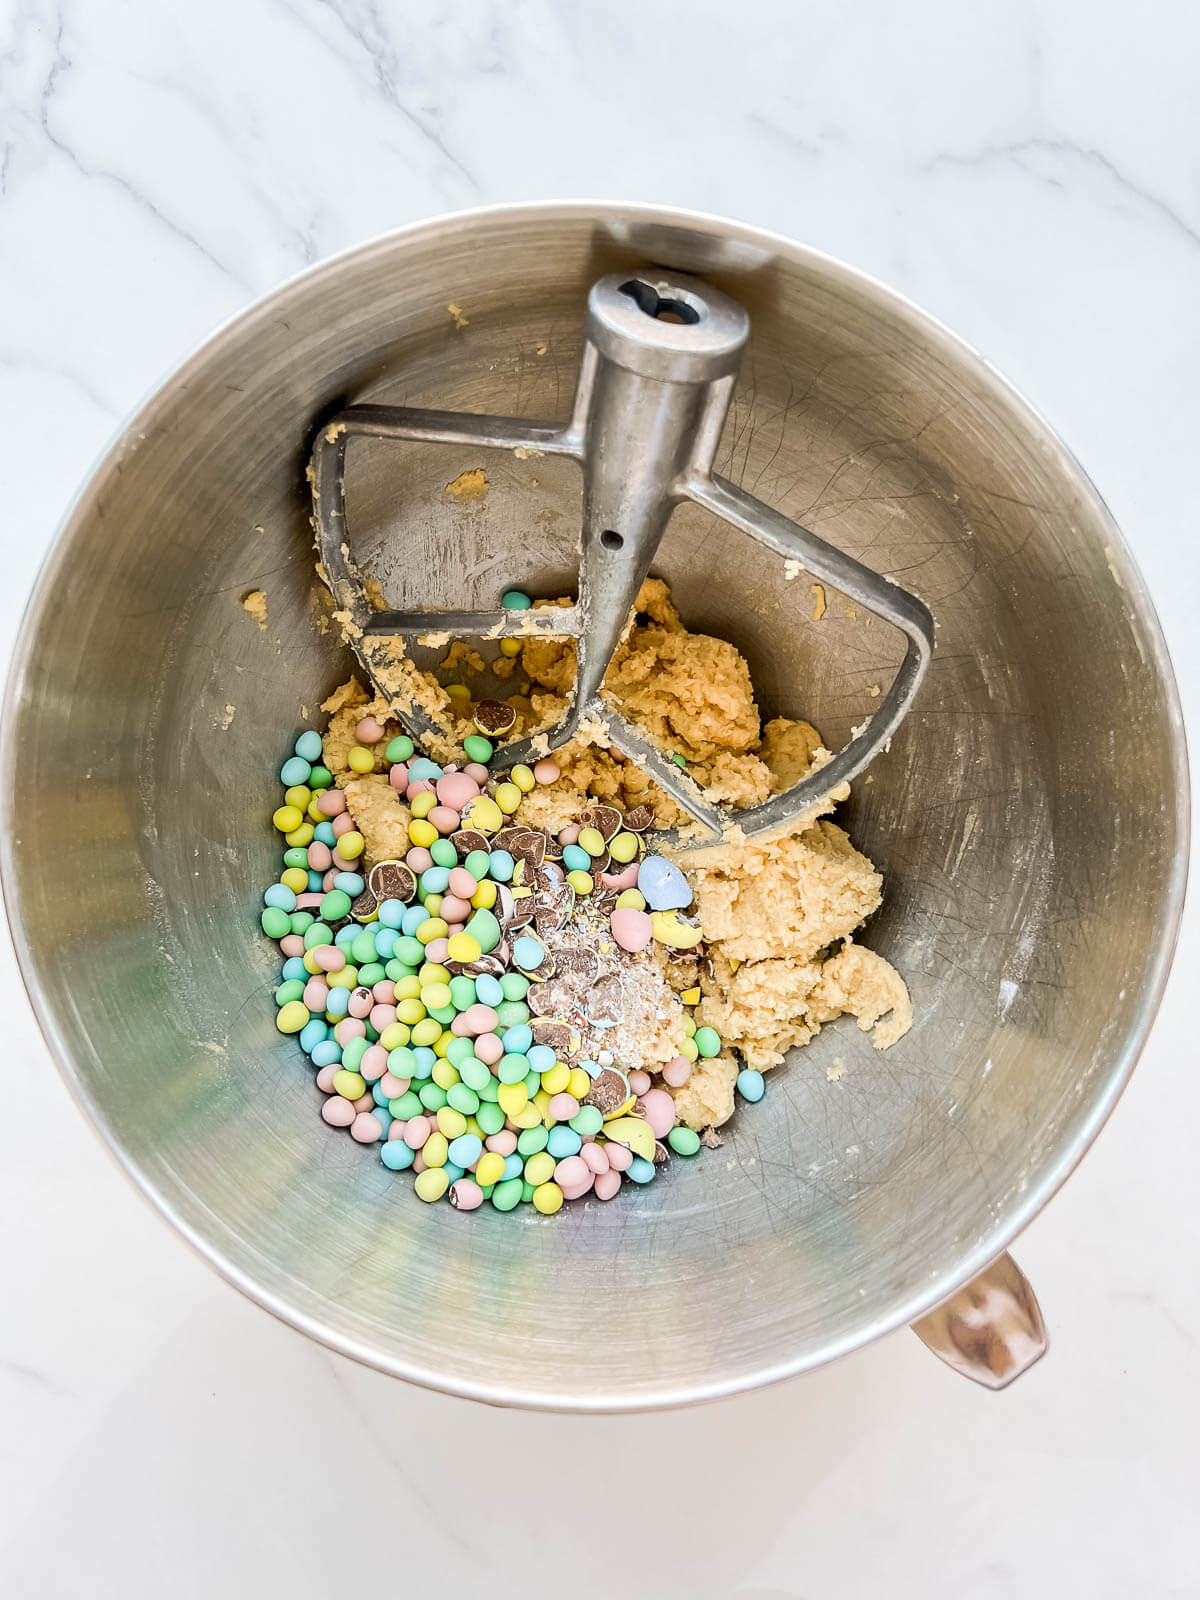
top-left (2, 2), bottom-right (1197, 1594)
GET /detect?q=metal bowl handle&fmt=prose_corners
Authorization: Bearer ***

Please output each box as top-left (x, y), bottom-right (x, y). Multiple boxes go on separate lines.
top-left (911, 1252), bottom-right (1048, 1389)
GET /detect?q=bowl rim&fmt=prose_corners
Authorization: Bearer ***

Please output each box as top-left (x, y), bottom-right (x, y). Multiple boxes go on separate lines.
top-left (2, 198), bottom-right (1191, 1410)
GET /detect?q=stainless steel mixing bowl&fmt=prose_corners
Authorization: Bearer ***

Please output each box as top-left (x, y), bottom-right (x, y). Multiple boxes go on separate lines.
top-left (3, 203), bottom-right (1187, 1408)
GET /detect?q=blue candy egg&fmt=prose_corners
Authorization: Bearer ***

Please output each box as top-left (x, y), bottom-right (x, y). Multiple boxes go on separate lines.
top-left (448, 1133), bottom-right (483, 1168)
top-left (326, 989), bottom-right (350, 1019)
top-left (736, 1068), bottom-right (765, 1102)
top-left (526, 1044), bottom-right (556, 1073)
top-left (626, 1155), bottom-right (656, 1184)
top-left (638, 854), bottom-right (693, 911)
top-left (299, 1019), bottom-right (329, 1054)
top-left (307, 871), bottom-right (325, 892)
top-left (547, 1126), bottom-right (582, 1158)
top-left (280, 755), bottom-right (312, 786)
top-left (334, 872), bottom-right (365, 896)
top-left (487, 850), bottom-right (515, 882)
top-left (295, 730), bottom-right (324, 762)
top-left (281, 955), bottom-right (308, 982)
top-left (475, 974), bottom-right (504, 1007)
top-left (501, 1023), bottom-right (533, 1056)
top-left (334, 925), bottom-right (359, 948)
top-left (442, 1162), bottom-right (466, 1184)
top-left (408, 757), bottom-right (443, 781)
top-left (263, 883), bottom-right (297, 912)
top-left (512, 935), bottom-right (545, 971)
top-left (381, 1141), bottom-right (415, 1171)
top-left (314, 821), bottom-right (337, 846)
top-left (562, 844), bottom-right (590, 872)
top-left (411, 1047), bottom-right (437, 1080)
top-left (377, 899), bottom-right (406, 929)
top-left (420, 866), bottom-right (451, 895)
top-left (311, 1040), bottom-right (342, 1068)
top-left (502, 1153), bottom-right (524, 1181)
top-left (374, 927), bottom-right (398, 958)
top-left (401, 904), bottom-right (428, 936)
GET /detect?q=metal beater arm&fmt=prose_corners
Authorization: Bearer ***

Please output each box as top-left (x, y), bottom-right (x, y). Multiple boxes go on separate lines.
top-left (310, 271), bottom-right (933, 839)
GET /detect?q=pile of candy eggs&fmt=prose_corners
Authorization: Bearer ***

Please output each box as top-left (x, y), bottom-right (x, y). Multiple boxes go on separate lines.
top-left (260, 707), bottom-right (760, 1214)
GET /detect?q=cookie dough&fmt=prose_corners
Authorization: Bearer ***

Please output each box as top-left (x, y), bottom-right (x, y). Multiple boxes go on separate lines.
top-left (323, 578), bottom-right (911, 1125)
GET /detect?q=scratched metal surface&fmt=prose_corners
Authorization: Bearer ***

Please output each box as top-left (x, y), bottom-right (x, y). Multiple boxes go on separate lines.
top-left (2, 205), bottom-right (1186, 1408)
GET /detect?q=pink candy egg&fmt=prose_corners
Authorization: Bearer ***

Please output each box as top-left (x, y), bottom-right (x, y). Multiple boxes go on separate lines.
top-left (317, 789), bottom-right (346, 817)
top-left (438, 894), bottom-right (472, 923)
top-left (307, 840), bottom-right (332, 871)
top-left (387, 1121), bottom-right (408, 1140)
top-left (464, 762), bottom-right (490, 784)
top-left (558, 824), bottom-right (581, 846)
top-left (279, 933), bottom-right (305, 958)
top-left (437, 772), bottom-right (480, 810)
top-left (474, 1032), bottom-right (503, 1065)
top-left (448, 867), bottom-right (477, 899)
top-left (640, 1089), bottom-right (676, 1139)
top-left (547, 1093), bottom-right (579, 1122)
top-left (600, 862), bottom-right (640, 891)
top-left (582, 1139), bottom-right (611, 1177)
top-left (403, 1115), bottom-right (432, 1149)
top-left (628, 1069), bottom-right (652, 1096)
top-left (662, 1056), bottom-right (692, 1088)
top-left (359, 1044), bottom-right (388, 1081)
top-left (450, 1178), bottom-right (484, 1211)
top-left (356, 715), bottom-right (385, 743)
top-left (533, 759), bottom-right (560, 784)
top-left (352, 1091), bottom-right (375, 1113)
top-left (389, 763), bottom-right (408, 790)
top-left (372, 979), bottom-right (396, 1003)
top-left (302, 977), bottom-right (329, 1012)
top-left (315, 1065), bottom-right (339, 1094)
top-left (313, 945), bottom-right (346, 973)
top-left (429, 806), bottom-right (461, 835)
top-left (321, 869), bottom-right (338, 891)
top-left (580, 1141), bottom-right (610, 1175)
top-left (335, 1018), bottom-right (366, 1045)
top-left (347, 985), bottom-right (374, 1018)
top-left (377, 1071), bottom-right (409, 1098)
top-left (406, 778), bottom-right (436, 798)
top-left (424, 937), bottom-right (450, 964)
top-left (606, 1142), bottom-right (634, 1172)
top-left (321, 1096), bottom-right (355, 1127)
top-left (368, 1004), bottom-right (397, 1031)
top-left (331, 812), bottom-right (354, 837)
top-left (593, 1169), bottom-right (623, 1200)
top-left (296, 892), bottom-right (324, 910)
top-left (455, 1003), bottom-right (498, 1037)
top-left (554, 1155), bottom-right (590, 1189)
top-left (610, 906), bottom-right (653, 952)
top-left (412, 1152), bottom-right (427, 1173)
top-left (485, 1130), bottom-right (518, 1156)
top-left (351, 1111), bottom-right (382, 1143)
top-left (405, 846), bottom-right (433, 874)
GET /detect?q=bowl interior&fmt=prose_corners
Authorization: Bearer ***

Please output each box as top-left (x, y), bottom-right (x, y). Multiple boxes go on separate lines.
top-left (4, 206), bottom-right (1185, 1406)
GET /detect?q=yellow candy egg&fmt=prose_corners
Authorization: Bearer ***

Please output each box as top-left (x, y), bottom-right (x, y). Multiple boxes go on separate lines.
top-left (608, 832), bottom-right (638, 864)
top-left (577, 827), bottom-right (605, 856)
top-left (464, 795), bottom-right (503, 834)
top-left (567, 1067), bottom-right (592, 1101)
top-left (272, 805), bottom-right (303, 833)
top-left (499, 637), bottom-right (523, 657)
top-left (408, 819), bottom-right (438, 848)
top-left (496, 1081), bottom-right (528, 1116)
top-left (446, 932), bottom-right (482, 963)
top-left (437, 1106), bottom-right (467, 1139)
top-left (540, 1063), bottom-right (570, 1096)
top-left (410, 790), bottom-right (436, 819)
top-left (566, 869), bottom-right (594, 895)
top-left (650, 911), bottom-right (703, 949)
top-left (495, 782), bottom-right (522, 814)
top-left (284, 785), bottom-right (312, 810)
top-left (285, 823), bottom-right (314, 847)
top-left (475, 1152), bottom-right (506, 1187)
top-left (337, 830), bottom-right (365, 861)
top-left (615, 889), bottom-right (646, 910)
top-left (511, 764), bottom-right (536, 792)
top-left (603, 1116), bottom-right (656, 1162)
top-left (533, 1182), bottom-right (564, 1215)
top-left (347, 745), bottom-right (375, 774)
top-left (414, 1168), bottom-right (449, 1203)
top-left (280, 868), bottom-right (308, 894)
top-left (470, 880), bottom-right (498, 910)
